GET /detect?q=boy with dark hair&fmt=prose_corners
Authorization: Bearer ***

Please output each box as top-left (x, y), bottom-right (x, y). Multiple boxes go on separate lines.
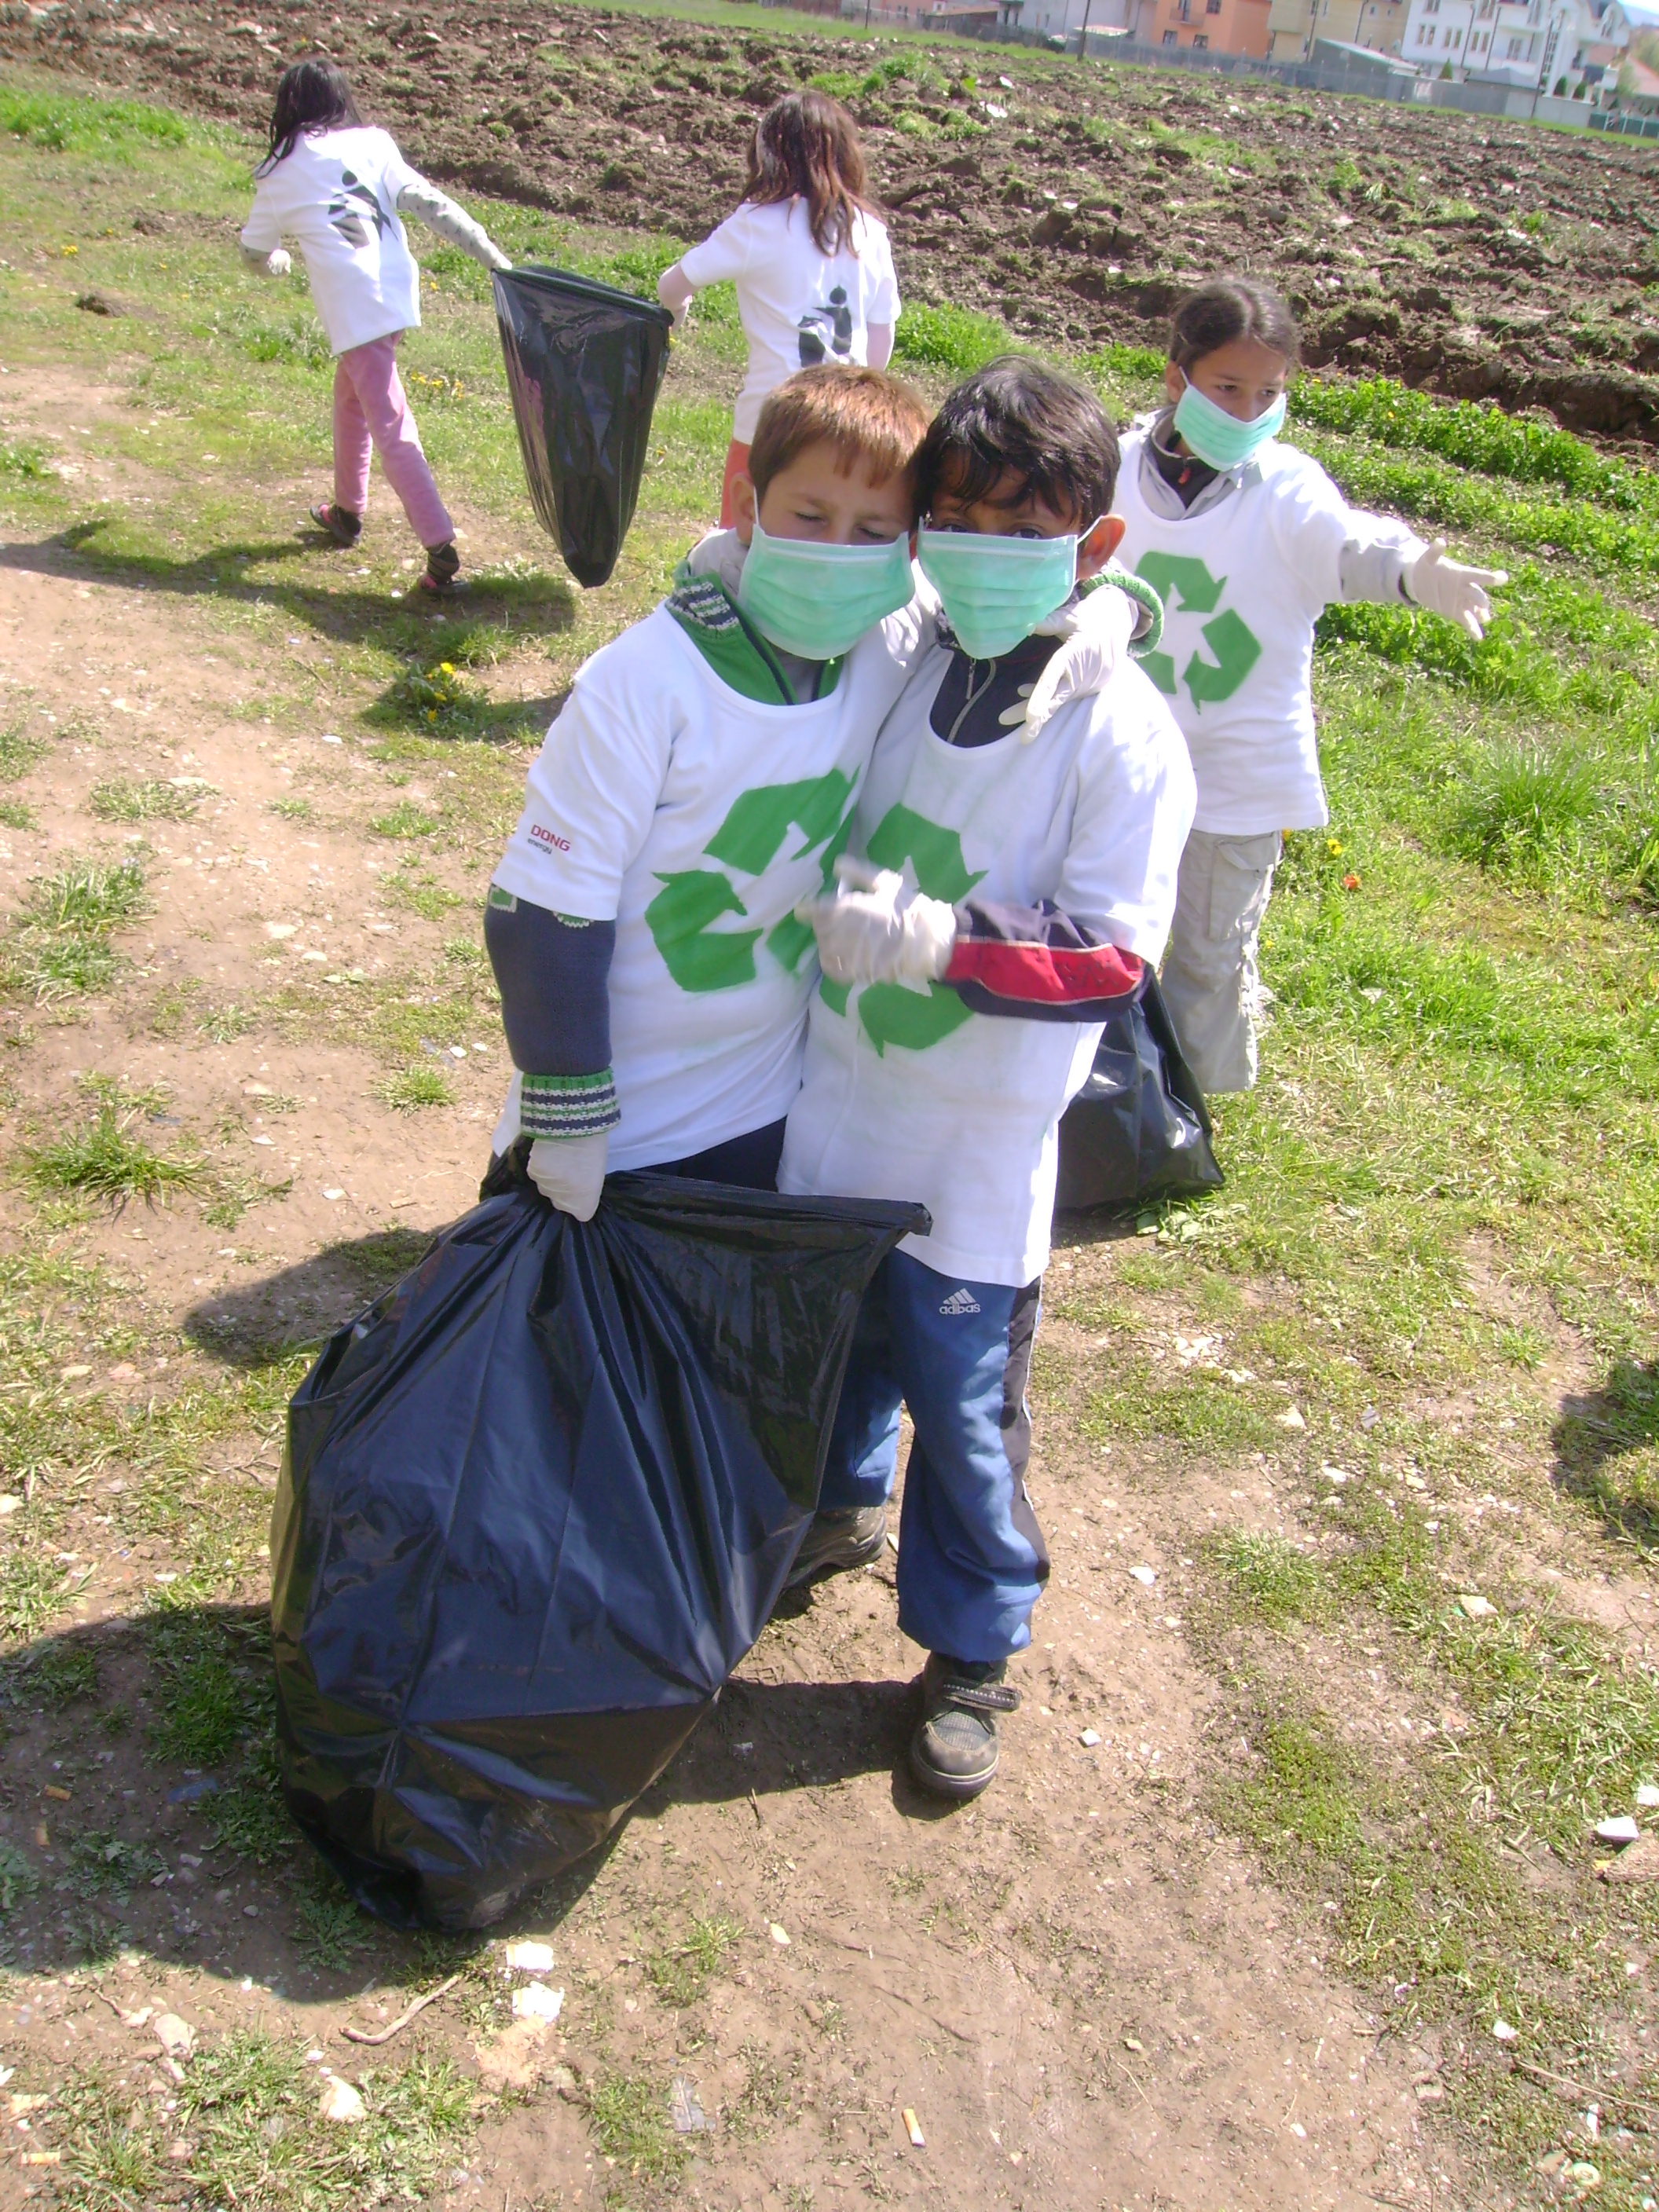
top-left (782, 356), bottom-right (1196, 1800)
top-left (485, 364), bottom-right (1141, 1237)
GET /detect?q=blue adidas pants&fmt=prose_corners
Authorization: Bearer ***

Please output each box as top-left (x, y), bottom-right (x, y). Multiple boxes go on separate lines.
top-left (818, 1249), bottom-right (1049, 1663)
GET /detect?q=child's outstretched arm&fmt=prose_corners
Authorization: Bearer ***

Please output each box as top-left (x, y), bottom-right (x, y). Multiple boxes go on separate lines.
top-left (395, 177), bottom-right (512, 272)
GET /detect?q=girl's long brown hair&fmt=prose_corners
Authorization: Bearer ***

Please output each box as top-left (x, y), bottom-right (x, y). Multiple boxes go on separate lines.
top-left (744, 90), bottom-right (877, 256)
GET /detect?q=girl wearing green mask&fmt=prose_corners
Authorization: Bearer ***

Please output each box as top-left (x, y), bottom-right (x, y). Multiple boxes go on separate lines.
top-left (1113, 276), bottom-right (1507, 1095)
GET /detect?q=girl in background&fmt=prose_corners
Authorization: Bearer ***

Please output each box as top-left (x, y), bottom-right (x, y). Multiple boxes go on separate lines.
top-left (240, 58), bottom-right (512, 594)
top-left (1112, 276), bottom-right (1507, 1093)
top-left (657, 90), bottom-right (899, 527)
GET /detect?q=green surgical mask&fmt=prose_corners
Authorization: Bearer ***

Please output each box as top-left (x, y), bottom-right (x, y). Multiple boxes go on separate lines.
top-left (1171, 374), bottom-right (1287, 471)
top-left (917, 527), bottom-right (1083, 661)
top-left (735, 522), bottom-right (915, 661)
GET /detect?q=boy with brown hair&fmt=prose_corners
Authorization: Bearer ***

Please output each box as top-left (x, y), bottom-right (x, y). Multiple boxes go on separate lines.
top-left (485, 364), bottom-right (1141, 1225)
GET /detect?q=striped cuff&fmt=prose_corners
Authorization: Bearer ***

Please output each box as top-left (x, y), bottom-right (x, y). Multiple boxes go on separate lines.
top-left (519, 1070), bottom-right (621, 1139)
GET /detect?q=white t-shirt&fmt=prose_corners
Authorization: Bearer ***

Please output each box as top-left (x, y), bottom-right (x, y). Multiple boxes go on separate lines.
top-left (679, 201), bottom-right (899, 443)
top-left (1114, 430), bottom-right (1413, 837)
top-left (241, 126), bottom-right (423, 355)
top-left (490, 593), bottom-right (932, 1173)
top-left (778, 653), bottom-right (1196, 1287)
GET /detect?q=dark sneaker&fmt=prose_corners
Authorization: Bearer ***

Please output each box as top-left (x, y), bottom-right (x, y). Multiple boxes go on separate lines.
top-left (909, 1654), bottom-right (1018, 1802)
top-left (419, 540), bottom-right (463, 594)
top-left (786, 1505), bottom-right (887, 1591)
top-left (309, 500), bottom-right (361, 548)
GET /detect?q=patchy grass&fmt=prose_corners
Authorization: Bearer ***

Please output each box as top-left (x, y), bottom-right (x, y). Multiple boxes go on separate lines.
top-left (88, 776), bottom-right (200, 822)
top-left (376, 1064), bottom-right (453, 1112)
top-left (26, 1096), bottom-right (208, 1208)
top-left (645, 1911), bottom-right (742, 2008)
top-left (588, 2071), bottom-right (687, 2185)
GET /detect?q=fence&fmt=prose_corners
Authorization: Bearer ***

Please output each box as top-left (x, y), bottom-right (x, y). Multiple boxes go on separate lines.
top-left (922, 8), bottom-right (1659, 132)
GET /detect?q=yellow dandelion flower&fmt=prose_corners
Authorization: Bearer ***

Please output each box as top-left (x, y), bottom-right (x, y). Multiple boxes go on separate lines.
top-left (1327, 839), bottom-right (1342, 855)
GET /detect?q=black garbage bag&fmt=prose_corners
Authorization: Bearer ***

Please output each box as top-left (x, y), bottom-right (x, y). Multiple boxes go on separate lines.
top-left (270, 1163), bottom-right (925, 1932)
top-left (493, 265), bottom-right (673, 588)
top-left (1055, 970), bottom-right (1223, 1214)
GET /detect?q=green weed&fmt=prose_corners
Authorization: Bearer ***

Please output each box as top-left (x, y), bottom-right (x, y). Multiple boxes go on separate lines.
top-left (0, 1555), bottom-right (70, 1643)
top-left (0, 800), bottom-right (34, 829)
top-left (369, 799), bottom-right (441, 839)
top-left (893, 300), bottom-right (1013, 375)
top-left (18, 1639), bottom-right (98, 1707)
top-left (145, 1610), bottom-right (266, 1768)
top-left (68, 1826), bottom-right (167, 1899)
top-left (27, 1100), bottom-right (207, 1207)
top-left (0, 86), bottom-right (190, 153)
top-left (269, 795), bottom-right (314, 822)
top-left (1443, 742), bottom-right (1603, 888)
top-left (0, 722), bottom-right (46, 778)
top-left (7, 855), bottom-right (147, 1001)
top-left (0, 1840), bottom-right (40, 1913)
top-left (646, 1911), bottom-right (742, 2007)
top-left (89, 777), bottom-right (199, 822)
top-left (0, 440), bottom-right (53, 481)
top-left (376, 1065), bottom-right (452, 1111)
top-left (197, 1002), bottom-right (255, 1043)
top-left (588, 2072), bottom-right (687, 2183)
top-left (294, 1875), bottom-right (372, 1970)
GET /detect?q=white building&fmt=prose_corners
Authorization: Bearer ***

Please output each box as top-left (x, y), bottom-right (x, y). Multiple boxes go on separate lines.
top-left (1400, 0), bottom-right (1607, 82)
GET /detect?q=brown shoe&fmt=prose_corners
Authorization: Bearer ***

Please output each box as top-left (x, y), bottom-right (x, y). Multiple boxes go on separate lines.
top-left (785, 1506), bottom-right (887, 1591)
top-left (909, 1654), bottom-right (1018, 1801)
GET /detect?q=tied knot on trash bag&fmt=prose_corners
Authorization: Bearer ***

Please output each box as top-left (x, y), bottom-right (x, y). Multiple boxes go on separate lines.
top-left (270, 1148), bottom-right (925, 1931)
top-left (493, 266), bottom-right (672, 589)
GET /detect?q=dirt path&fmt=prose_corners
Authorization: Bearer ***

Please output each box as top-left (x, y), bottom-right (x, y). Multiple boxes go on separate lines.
top-left (0, 368), bottom-right (1480, 2210)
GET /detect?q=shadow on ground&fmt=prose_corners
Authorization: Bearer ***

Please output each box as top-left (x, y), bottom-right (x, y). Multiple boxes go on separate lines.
top-left (3, 1601), bottom-right (917, 1978)
top-left (182, 1226), bottom-right (443, 1365)
top-left (1552, 1356), bottom-right (1659, 1545)
top-left (0, 522), bottom-right (574, 743)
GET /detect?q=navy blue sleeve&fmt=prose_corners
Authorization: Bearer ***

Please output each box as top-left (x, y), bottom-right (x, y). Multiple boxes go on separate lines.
top-left (484, 896), bottom-right (614, 1077)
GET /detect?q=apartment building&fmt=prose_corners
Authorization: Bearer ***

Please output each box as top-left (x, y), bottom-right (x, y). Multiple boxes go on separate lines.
top-left (1127, 0), bottom-right (1273, 51)
top-left (1400, 0), bottom-right (1612, 82)
top-left (1267, 0), bottom-right (1404, 60)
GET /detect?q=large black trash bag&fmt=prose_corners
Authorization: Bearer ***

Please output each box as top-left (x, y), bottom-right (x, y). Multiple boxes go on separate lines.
top-left (270, 1163), bottom-right (925, 1932)
top-left (493, 265), bottom-right (673, 588)
top-left (1055, 970), bottom-right (1223, 1214)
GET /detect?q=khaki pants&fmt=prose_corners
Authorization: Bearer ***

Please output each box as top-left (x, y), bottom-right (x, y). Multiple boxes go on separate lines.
top-left (1160, 830), bottom-right (1283, 1095)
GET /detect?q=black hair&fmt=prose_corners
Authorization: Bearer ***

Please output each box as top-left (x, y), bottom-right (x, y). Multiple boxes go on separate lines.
top-left (1167, 276), bottom-right (1300, 371)
top-left (258, 57), bottom-right (362, 174)
top-left (915, 356), bottom-right (1120, 526)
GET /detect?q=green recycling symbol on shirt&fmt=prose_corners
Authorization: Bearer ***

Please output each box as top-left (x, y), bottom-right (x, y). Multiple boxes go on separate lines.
top-left (1133, 554), bottom-right (1262, 711)
top-left (819, 803), bottom-right (986, 1057)
top-left (644, 771), bottom-right (856, 994)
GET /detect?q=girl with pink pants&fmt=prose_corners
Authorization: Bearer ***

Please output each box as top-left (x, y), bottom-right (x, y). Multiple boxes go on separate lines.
top-left (240, 58), bottom-right (511, 593)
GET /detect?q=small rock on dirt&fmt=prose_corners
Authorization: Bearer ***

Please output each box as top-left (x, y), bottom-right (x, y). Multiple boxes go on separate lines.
top-left (1595, 1816), bottom-right (1640, 1845)
top-left (1130, 1564), bottom-right (1156, 1585)
top-left (152, 2013), bottom-right (195, 2060)
top-left (1636, 1784), bottom-right (1659, 1809)
top-left (768, 1922), bottom-right (791, 1946)
top-left (1597, 1831), bottom-right (1659, 1884)
top-left (1459, 1594), bottom-right (1497, 1618)
top-left (670, 2075), bottom-right (709, 2133)
top-left (1492, 2019), bottom-right (1519, 2042)
top-left (1080, 1728), bottom-right (1101, 1746)
top-left (1276, 1406), bottom-right (1306, 1429)
top-left (511, 1983), bottom-right (563, 2023)
top-left (317, 2075), bottom-right (365, 2124)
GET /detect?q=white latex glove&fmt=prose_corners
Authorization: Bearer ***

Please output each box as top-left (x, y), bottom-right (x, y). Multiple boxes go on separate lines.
top-left (1023, 583), bottom-right (1138, 743)
top-left (527, 1132), bottom-right (608, 1221)
top-left (1404, 539), bottom-right (1508, 641)
top-left (264, 248), bottom-right (291, 278)
top-left (797, 855), bottom-right (958, 987)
